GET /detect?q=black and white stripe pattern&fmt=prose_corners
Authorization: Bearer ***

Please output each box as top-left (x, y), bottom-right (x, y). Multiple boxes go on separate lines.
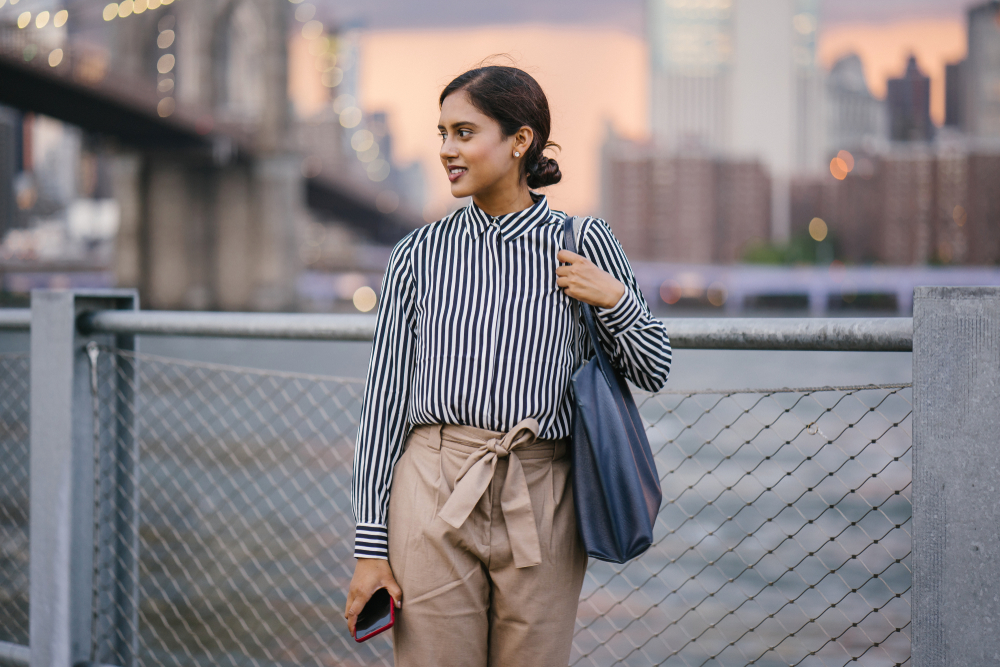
top-left (353, 195), bottom-right (672, 559)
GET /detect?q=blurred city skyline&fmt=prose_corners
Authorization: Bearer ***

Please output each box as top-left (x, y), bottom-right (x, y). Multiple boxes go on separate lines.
top-left (300, 0), bottom-right (971, 33)
top-left (307, 11), bottom-right (967, 218)
top-left (1, 0), bottom-right (997, 315)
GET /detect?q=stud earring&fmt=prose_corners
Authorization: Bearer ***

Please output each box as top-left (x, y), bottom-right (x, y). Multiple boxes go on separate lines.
top-left (514, 151), bottom-right (521, 158)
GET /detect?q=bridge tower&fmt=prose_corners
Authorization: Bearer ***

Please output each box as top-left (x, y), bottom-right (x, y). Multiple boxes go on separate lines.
top-left (111, 0), bottom-right (302, 311)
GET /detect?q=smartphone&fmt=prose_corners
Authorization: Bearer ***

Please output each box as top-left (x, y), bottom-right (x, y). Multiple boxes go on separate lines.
top-left (354, 588), bottom-right (395, 642)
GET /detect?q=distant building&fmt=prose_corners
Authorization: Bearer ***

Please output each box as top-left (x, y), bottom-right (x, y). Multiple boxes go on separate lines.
top-left (647, 0), bottom-right (732, 154)
top-left (0, 106), bottom-right (18, 238)
top-left (646, 0), bottom-right (824, 241)
top-left (602, 134), bottom-right (771, 264)
top-left (790, 143), bottom-right (1000, 265)
top-left (887, 56), bottom-right (934, 142)
top-left (962, 1), bottom-right (1000, 138)
top-left (826, 54), bottom-right (887, 153)
top-left (945, 61), bottom-right (965, 128)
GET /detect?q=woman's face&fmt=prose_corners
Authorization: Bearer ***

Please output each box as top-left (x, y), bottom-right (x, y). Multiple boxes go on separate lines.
top-left (438, 91), bottom-right (528, 200)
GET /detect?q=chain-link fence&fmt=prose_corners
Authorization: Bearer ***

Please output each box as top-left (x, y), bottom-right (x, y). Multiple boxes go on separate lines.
top-left (0, 353), bottom-right (30, 648)
top-left (86, 347), bottom-right (910, 667)
top-left (576, 386), bottom-right (911, 667)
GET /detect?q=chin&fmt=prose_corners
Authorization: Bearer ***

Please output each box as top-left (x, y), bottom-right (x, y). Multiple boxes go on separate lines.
top-left (449, 181), bottom-right (476, 199)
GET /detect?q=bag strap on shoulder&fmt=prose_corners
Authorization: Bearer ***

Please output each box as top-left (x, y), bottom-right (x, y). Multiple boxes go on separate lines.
top-left (563, 216), bottom-right (613, 376)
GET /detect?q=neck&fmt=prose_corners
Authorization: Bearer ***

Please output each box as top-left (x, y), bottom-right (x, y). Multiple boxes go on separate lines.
top-left (472, 181), bottom-right (535, 218)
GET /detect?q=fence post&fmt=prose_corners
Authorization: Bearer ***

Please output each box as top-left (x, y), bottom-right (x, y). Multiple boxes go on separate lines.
top-left (912, 285), bottom-right (1000, 666)
top-left (29, 289), bottom-right (138, 667)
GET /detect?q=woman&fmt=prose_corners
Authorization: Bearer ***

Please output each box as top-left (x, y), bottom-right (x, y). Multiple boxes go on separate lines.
top-left (345, 65), bottom-right (672, 666)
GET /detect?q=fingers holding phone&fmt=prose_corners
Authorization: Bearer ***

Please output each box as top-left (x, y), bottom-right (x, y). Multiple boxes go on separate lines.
top-left (345, 558), bottom-right (402, 638)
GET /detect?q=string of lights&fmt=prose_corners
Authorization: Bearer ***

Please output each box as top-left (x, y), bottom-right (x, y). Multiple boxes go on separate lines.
top-left (102, 0), bottom-right (174, 22)
top-left (288, 0), bottom-right (393, 185)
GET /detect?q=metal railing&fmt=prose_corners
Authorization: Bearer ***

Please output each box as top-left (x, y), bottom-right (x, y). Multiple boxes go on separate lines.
top-left (0, 293), bottom-right (929, 667)
top-left (2, 307), bottom-right (914, 350)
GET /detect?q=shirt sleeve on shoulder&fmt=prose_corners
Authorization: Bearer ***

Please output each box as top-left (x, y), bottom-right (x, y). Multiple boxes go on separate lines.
top-left (578, 217), bottom-right (672, 392)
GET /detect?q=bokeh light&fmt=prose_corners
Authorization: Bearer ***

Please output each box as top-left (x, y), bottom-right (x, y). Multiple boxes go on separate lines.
top-left (118, 0), bottom-right (133, 18)
top-left (321, 68), bottom-right (343, 88)
top-left (353, 286), bottom-right (377, 312)
top-left (953, 204), bottom-right (967, 227)
top-left (339, 107), bottom-right (362, 128)
top-left (35, 10), bottom-right (49, 28)
top-left (294, 3), bottom-right (315, 21)
top-left (300, 155), bottom-right (322, 178)
top-left (837, 150), bottom-right (855, 171)
top-left (133, 0), bottom-right (147, 14)
top-left (808, 217), bottom-right (828, 242)
top-left (157, 54), bottom-right (175, 73)
top-left (707, 282), bottom-right (727, 307)
top-left (157, 78), bottom-right (174, 92)
top-left (48, 48), bottom-right (63, 67)
top-left (156, 97), bottom-right (175, 117)
top-left (302, 20), bottom-right (323, 40)
top-left (103, 3), bottom-right (117, 21)
top-left (376, 191), bottom-right (399, 214)
top-left (332, 94), bottom-right (355, 113)
top-left (157, 29), bottom-right (175, 48)
top-left (357, 144), bottom-right (379, 163)
top-left (830, 157), bottom-right (848, 180)
top-left (659, 280), bottom-right (681, 305)
top-left (17, 12), bottom-right (30, 28)
top-left (53, 9), bottom-right (68, 27)
top-left (367, 159), bottom-right (390, 182)
top-left (351, 129), bottom-right (374, 152)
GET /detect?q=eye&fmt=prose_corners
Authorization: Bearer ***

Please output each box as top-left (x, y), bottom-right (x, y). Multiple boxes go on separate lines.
top-left (458, 129), bottom-right (472, 138)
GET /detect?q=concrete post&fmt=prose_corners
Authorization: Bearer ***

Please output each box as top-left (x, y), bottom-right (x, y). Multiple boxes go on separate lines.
top-left (29, 289), bottom-right (138, 667)
top-left (912, 286), bottom-right (1000, 666)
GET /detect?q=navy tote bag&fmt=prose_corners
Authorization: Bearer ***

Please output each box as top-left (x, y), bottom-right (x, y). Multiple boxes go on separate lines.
top-left (564, 216), bottom-right (662, 563)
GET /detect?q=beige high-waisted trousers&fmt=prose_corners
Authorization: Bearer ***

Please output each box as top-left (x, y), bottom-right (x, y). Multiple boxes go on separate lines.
top-left (387, 419), bottom-right (588, 667)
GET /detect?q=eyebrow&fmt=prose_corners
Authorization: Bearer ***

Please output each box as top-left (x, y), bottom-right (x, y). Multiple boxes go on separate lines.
top-left (437, 121), bottom-right (480, 131)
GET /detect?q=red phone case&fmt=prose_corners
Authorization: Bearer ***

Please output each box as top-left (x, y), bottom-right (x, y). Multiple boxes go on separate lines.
top-left (353, 596), bottom-right (395, 643)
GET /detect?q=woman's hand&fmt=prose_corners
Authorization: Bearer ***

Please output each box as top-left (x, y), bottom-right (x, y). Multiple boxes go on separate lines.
top-left (556, 250), bottom-right (626, 309)
top-left (345, 558), bottom-right (403, 637)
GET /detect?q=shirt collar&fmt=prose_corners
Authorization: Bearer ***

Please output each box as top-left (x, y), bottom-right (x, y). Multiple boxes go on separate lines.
top-left (463, 193), bottom-right (551, 242)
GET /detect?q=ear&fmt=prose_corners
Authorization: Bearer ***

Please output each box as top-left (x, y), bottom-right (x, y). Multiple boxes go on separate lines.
top-left (512, 126), bottom-right (534, 156)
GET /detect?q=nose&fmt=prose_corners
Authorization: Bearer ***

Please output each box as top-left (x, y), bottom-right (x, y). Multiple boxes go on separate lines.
top-left (440, 137), bottom-right (458, 160)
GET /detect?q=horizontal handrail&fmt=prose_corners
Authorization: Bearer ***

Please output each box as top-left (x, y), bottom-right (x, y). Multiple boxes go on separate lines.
top-left (2, 308), bottom-right (914, 350)
top-left (0, 640), bottom-right (29, 666)
top-left (0, 308), bottom-right (30, 330)
top-left (664, 316), bottom-right (912, 351)
top-left (77, 310), bottom-right (911, 351)
top-left (80, 310), bottom-right (379, 341)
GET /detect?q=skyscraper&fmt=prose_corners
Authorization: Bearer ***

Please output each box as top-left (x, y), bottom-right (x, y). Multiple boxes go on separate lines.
top-left (963, 1), bottom-right (1000, 138)
top-left (647, 0), bottom-right (824, 240)
top-left (887, 56), bottom-right (934, 142)
top-left (647, 0), bottom-right (733, 153)
top-left (827, 54), bottom-right (887, 152)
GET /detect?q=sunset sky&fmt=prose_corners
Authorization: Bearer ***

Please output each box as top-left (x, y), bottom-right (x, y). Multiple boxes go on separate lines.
top-left (291, 2), bottom-right (975, 217)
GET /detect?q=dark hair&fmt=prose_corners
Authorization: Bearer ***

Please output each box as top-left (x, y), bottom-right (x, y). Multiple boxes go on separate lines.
top-left (440, 65), bottom-right (561, 189)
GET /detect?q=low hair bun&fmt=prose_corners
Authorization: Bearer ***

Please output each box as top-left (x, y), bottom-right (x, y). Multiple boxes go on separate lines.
top-left (527, 155), bottom-right (561, 189)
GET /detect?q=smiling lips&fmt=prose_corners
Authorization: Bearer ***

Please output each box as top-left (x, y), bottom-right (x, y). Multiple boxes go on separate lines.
top-left (447, 165), bottom-right (468, 182)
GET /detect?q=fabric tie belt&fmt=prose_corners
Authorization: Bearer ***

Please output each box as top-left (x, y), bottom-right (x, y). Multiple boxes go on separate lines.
top-left (435, 418), bottom-right (545, 569)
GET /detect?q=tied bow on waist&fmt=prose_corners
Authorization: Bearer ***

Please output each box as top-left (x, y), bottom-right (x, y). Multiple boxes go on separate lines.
top-left (436, 418), bottom-right (543, 569)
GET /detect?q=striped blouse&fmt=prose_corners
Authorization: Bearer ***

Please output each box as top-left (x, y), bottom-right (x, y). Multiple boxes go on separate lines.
top-left (353, 194), bottom-right (672, 559)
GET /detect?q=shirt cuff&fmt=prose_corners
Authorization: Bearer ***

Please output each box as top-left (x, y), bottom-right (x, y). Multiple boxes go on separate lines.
top-left (354, 523), bottom-right (389, 560)
top-left (596, 289), bottom-right (644, 337)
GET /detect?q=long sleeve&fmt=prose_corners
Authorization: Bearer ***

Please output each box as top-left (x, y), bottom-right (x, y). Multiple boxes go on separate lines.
top-left (352, 233), bottom-right (417, 559)
top-left (578, 217), bottom-right (672, 392)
